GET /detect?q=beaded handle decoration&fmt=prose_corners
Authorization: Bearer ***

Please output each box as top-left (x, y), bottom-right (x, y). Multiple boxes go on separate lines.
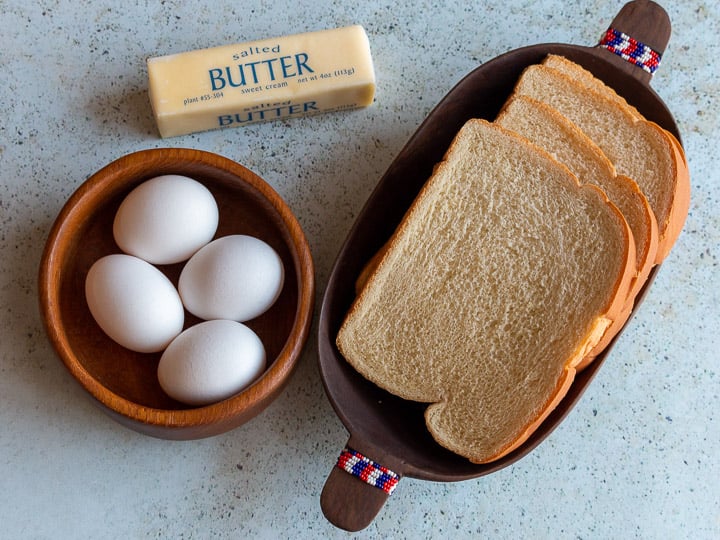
top-left (336, 448), bottom-right (400, 495)
top-left (597, 27), bottom-right (662, 74)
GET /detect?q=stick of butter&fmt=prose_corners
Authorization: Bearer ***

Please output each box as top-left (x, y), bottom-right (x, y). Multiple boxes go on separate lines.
top-left (147, 25), bottom-right (376, 138)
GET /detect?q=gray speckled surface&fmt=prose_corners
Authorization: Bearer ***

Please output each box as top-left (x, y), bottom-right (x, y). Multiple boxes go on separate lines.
top-left (1, 1), bottom-right (718, 538)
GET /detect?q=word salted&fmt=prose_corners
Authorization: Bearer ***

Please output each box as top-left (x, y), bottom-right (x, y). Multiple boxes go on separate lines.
top-left (147, 25), bottom-right (376, 137)
top-left (218, 102), bottom-right (319, 126)
top-left (232, 44), bottom-right (281, 60)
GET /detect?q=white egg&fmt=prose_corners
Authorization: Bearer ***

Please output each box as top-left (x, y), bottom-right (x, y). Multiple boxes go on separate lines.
top-left (178, 235), bottom-right (284, 322)
top-left (113, 174), bottom-right (219, 265)
top-left (157, 320), bottom-right (266, 406)
top-left (85, 254), bottom-right (185, 353)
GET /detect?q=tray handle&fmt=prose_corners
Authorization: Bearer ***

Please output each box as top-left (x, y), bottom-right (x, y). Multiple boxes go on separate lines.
top-left (595, 0), bottom-right (671, 84)
top-left (320, 438), bottom-right (403, 532)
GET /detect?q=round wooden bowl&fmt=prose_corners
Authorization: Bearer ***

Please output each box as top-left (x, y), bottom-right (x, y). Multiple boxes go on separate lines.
top-left (38, 148), bottom-right (315, 439)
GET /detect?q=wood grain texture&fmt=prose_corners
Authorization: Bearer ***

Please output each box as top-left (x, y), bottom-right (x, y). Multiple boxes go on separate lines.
top-left (39, 148), bottom-right (315, 439)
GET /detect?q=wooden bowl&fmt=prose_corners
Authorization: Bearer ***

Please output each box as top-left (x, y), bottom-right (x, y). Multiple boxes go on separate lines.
top-left (39, 148), bottom-right (315, 439)
top-left (319, 0), bottom-right (682, 531)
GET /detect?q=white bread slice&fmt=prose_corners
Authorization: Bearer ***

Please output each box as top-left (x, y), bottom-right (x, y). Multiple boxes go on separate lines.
top-left (496, 95), bottom-right (658, 302)
top-left (511, 64), bottom-right (688, 261)
top-left (495, 96), bottom-right (658, 369)
top-left (541, 54), bottom-right (690, 239)
top-left (336, 119), bottom-right (636, 463)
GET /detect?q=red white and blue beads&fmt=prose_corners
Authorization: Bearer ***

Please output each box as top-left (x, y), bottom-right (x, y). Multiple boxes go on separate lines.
top-left (336, 448), bottom-right (400, 495)
top-left (598, 27), bottom-right (662, 74)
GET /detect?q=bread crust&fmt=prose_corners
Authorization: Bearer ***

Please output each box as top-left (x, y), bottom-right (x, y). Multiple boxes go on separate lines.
top-left (652, 122), bottom-right (691, 261)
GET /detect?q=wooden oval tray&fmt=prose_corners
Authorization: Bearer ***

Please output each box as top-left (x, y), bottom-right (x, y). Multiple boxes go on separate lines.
top-left (318, 0), bottom-right (681, 531)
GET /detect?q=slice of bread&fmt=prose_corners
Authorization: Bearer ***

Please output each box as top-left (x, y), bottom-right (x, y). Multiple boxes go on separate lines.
top-left (495, 95), bottom-right (658, 369)
top-left (541, 54), bottom-right (690, 243)
top-left (336, 119), bottom-right (636, 463)
top-left (543, 54), bottom-right (690, 262)
top-left (496, 95), bottom-right (658, 301)
top-left (511, 64), bottom-right (688, 261)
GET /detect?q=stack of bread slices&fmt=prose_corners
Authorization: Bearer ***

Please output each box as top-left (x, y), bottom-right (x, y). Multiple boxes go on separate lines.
top-left (336, 55), bottom-right (690, 464)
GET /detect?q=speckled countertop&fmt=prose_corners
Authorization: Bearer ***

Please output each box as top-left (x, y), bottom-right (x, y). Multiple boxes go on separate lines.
top-left (1, 1), bottom-right (718, 538)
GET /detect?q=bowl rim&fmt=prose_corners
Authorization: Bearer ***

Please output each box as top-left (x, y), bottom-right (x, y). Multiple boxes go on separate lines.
top-left (38, 147), bottom-right (315, 430)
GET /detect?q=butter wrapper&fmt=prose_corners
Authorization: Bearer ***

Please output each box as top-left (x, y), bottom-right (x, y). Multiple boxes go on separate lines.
top-left (147, 25), bottom-right (376, 137)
